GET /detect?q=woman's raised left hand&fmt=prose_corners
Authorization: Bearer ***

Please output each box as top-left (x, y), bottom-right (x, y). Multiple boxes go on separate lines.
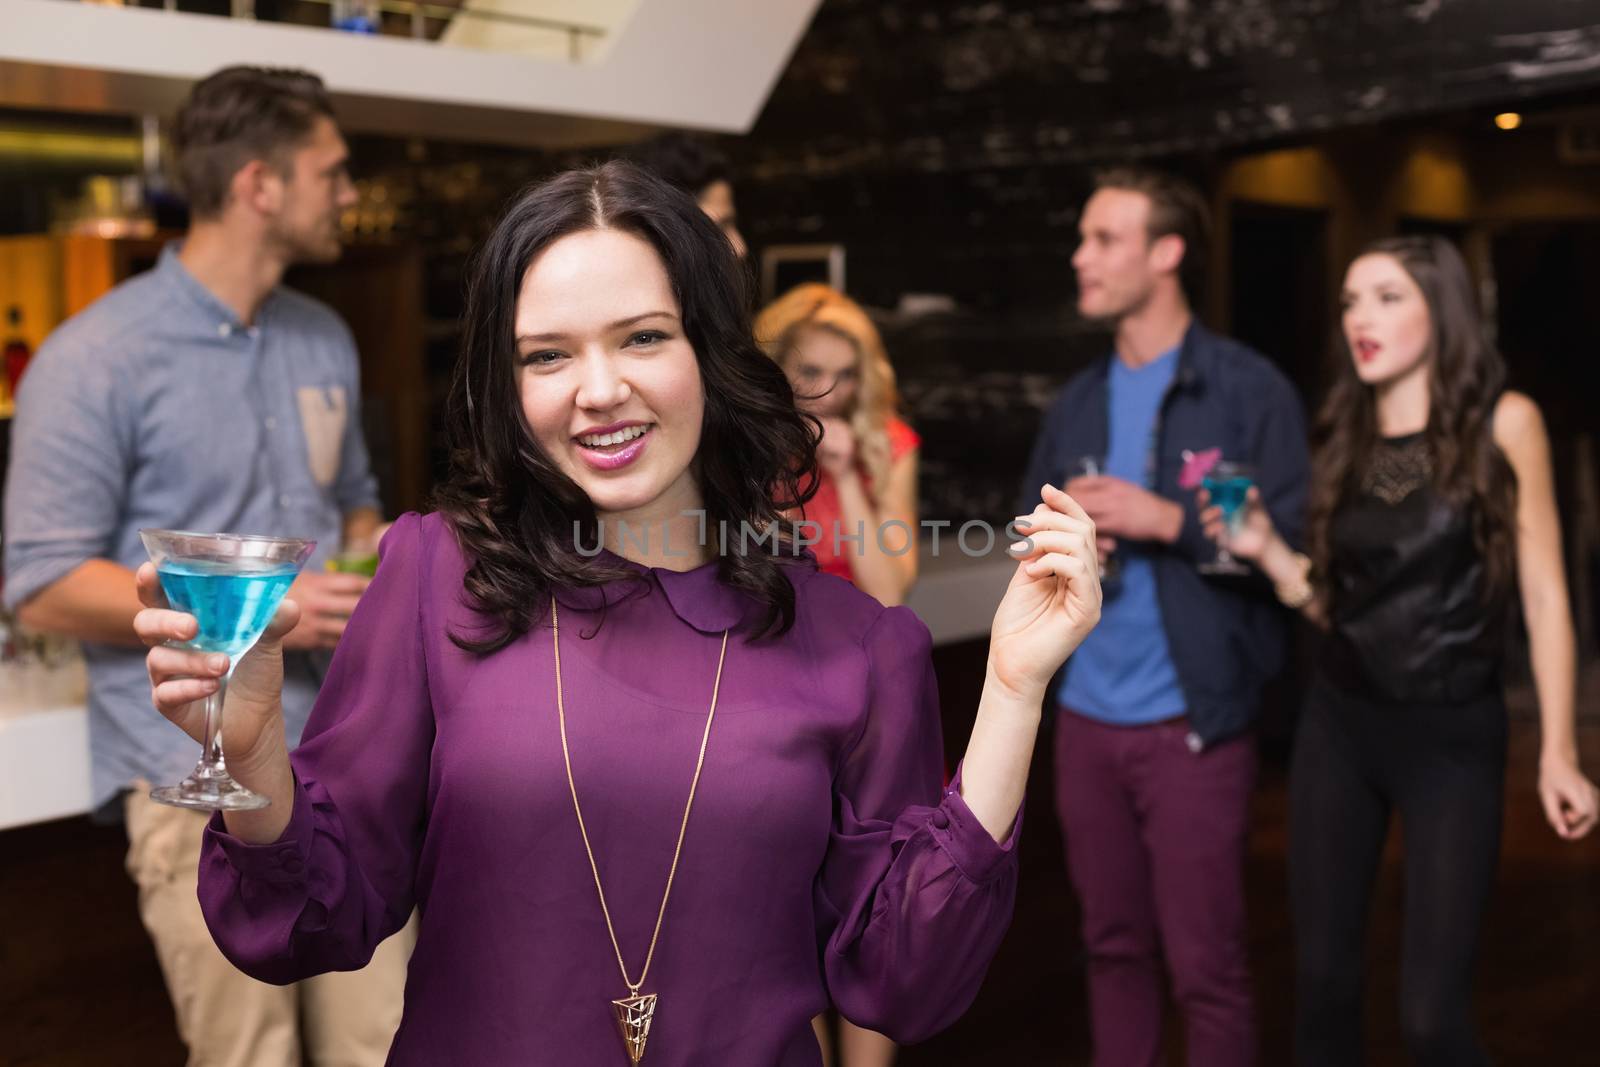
top-left (988, 484), bottom-right (1103, 702)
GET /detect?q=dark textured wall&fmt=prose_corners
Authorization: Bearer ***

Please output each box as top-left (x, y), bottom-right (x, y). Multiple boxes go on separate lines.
top-left (724, 0), bottom-right (1600, 524)
top-left (341, 0), bottom-right (1600, 524)
top-left (746, 0), bottom-right (1600, 170)
top-left (735, 0), bottom-right (1600, 312)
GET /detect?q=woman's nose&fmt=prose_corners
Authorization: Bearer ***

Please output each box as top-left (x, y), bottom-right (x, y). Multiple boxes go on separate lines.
top-left (575, 352), bottom-right (631, 410)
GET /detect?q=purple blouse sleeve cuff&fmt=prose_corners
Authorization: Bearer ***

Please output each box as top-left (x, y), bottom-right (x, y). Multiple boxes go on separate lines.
top-left (932, 760), bottom-right (1022, 884)
top-left (204, 776), bottom-right (317, 890)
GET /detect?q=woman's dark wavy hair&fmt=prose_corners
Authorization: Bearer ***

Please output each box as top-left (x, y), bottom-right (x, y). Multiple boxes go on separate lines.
top-left (434, 161), bottom-right (820, 653)
top-left (1308, 235), bottom-right (1516, 610)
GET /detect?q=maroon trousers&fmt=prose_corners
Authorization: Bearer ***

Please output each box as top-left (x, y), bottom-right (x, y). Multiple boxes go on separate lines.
top-left (1055, 709), bottom-right (1258, 1067)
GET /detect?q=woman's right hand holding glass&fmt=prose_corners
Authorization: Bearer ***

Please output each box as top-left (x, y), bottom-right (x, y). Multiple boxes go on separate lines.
top-left (1198, 485), bottom-right (1278, 563)
top-left (133, 562), bottom-right (300, 838)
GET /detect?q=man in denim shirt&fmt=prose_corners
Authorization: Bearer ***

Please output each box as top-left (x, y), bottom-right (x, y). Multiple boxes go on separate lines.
top-left (3, 68), bottom-right (411, 1067)
top-left (1020, 168), bottom-right (1308, 1067)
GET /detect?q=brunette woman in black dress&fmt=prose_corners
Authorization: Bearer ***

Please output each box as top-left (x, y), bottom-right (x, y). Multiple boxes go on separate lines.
top-left (1201, 236), bottom-right (1597, 1066)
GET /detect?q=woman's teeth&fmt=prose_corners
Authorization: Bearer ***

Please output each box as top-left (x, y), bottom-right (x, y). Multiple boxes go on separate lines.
top-left (578, 425), bottom-right (650, 448)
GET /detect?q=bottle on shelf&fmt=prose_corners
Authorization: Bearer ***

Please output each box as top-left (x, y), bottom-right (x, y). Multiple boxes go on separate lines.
top-left (2, 306), bottom-right (30, 414)
top-left (331, 0), bottom-right (381, 33)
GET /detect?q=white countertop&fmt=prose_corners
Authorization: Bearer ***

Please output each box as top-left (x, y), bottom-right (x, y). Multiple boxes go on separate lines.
top-left (0, 660), bottom-right (92, 831)
top-left (0, 546), bottom-right (1016, 832)
top-left (902, 539), bottom-right (1015, 646)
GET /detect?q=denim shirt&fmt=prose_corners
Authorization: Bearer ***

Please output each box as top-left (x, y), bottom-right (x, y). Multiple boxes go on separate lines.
top-left (3, 245), bottom-right (380, 808)
top-left (1020, 320), bottom-right (1310, 748)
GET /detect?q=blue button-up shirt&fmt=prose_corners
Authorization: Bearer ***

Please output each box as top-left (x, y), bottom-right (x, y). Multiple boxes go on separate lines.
top-left (3, 245), bottom-right (381, 809)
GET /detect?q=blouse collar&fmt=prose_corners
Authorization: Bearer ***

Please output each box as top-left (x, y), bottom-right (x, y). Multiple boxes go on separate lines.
top-left (552, 549), bottom-right (760, 635)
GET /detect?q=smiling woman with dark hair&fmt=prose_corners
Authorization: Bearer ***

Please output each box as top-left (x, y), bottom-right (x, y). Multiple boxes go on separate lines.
top-left (131, 161), bottom-right (1104, 1065)
top-left (434, 162), bottom-right (814, 649)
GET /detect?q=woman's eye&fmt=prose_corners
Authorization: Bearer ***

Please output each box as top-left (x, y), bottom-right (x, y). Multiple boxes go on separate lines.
top-left (627, 330), bottom-right (667, 347)
top-left (521, 350), bottom-right (564, 366)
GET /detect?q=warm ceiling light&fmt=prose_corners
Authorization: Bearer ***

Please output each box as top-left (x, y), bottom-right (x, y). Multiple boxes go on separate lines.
top-left (1495, 112), bottom-right (1523, 131)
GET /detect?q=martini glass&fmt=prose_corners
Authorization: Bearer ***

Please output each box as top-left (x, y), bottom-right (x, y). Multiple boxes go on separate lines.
top-left (139, 529), bottom-right (316, 810)
top-left (1199, 461), bottom-right (1256, 576)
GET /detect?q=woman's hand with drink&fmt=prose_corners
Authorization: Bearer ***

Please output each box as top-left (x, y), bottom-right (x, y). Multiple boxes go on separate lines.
top-left (1197, 486), bottom-right (1319, 610)
top-left (1198, 485), bottom-right (1279, 562)
top-left (133, 563), bottom-right (299, 841)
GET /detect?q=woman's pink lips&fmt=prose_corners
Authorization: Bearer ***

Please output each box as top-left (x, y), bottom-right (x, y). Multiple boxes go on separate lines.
top-left (575, 426), bottom-right (651, 471)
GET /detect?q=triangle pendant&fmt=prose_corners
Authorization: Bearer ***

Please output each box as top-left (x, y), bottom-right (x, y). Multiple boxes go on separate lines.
top-left (612, 992), bottom-right (658, 1064)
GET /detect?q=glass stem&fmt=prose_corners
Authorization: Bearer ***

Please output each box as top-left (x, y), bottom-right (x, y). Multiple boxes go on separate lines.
top-left (197, 663), bottom-right (233, 779)
top-left (1220, 514), bottom-right (1242, 563)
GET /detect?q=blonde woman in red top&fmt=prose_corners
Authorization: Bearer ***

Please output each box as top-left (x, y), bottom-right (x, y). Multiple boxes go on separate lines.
top-left (757, 284), bottom-right (921, 609)
top-left (757, 284), bottom-right (919, 1066)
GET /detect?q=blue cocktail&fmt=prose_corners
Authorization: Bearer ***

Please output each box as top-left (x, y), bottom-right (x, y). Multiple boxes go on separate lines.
top-left (1200, 461), bottom-right (1256, 575)
top-left (157, 562), bottom-right (299, 657)
top-left (139, 529), bottom-right (316, 810)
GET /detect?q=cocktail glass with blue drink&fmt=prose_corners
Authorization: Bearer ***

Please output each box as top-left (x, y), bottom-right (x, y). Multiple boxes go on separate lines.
top-left (1199, 461), bottom-right (1256, 576)
top-left (138, 529), bottom-right (316, 810)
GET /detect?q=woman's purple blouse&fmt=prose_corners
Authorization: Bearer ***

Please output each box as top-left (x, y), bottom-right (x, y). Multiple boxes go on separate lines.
top-left (199, 512), bottom-right (1020, 1065)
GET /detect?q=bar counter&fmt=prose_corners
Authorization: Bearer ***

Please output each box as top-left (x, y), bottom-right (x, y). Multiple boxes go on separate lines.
top-left (0, 542), bottom-right (1015, 830)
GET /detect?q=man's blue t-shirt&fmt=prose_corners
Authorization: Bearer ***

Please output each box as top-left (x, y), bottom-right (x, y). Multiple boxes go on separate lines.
top-left (1059, 347), bottom-right (1187, 724)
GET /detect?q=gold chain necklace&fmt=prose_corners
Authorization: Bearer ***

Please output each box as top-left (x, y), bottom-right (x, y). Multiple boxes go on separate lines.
top-left (551, 596), bottom-right (728, 1065)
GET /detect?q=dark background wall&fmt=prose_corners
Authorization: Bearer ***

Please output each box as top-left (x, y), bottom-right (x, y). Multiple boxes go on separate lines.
top-left (733, 0), bottom-right (1600, 308)
top-left (14, 1), bottom-right (1600, 528)
top-left (714, 0), bottom-right (1600, 525)
top-left (324, 2), bottom-right (1599, 524)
